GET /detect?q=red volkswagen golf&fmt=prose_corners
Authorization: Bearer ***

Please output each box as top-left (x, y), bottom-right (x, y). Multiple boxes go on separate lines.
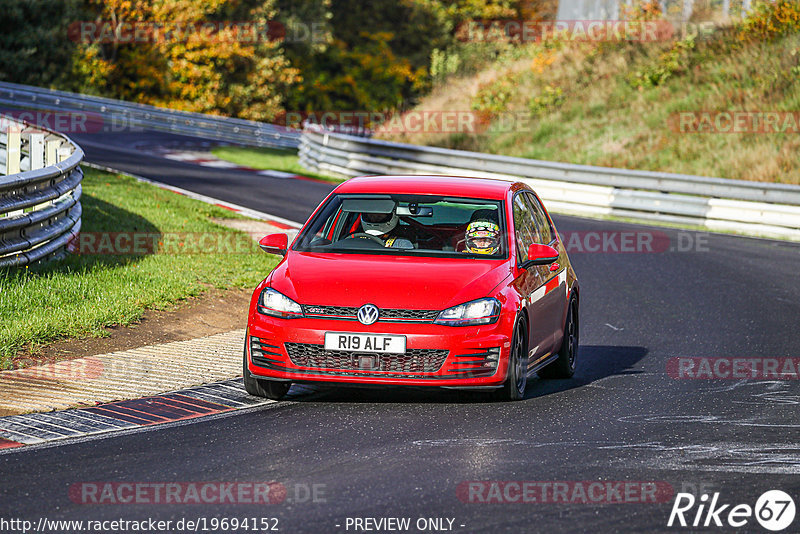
top-left (245, 175), bottom-right (579, 401)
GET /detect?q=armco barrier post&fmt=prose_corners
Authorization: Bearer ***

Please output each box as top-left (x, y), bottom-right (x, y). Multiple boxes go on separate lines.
top-left (5, 127), bottom-right (20, 175)
top-left (29, 133), bottom-right (45, 170)
top-left (45, 138), bottom-right (60, 166)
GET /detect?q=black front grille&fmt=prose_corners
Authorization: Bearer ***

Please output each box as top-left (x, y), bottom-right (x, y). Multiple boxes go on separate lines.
top-left (303, 305), bottom-right (358, 317)
top-left (381, 308), bottom-right (439, 321)
top-left (285, 342), bottom-right (448, 374)
top-left (302, 305), bottom-right (439, 323)
top-left (250, 337), bottom-right (283, 368)
top-left (443, 347), bottom-right (501, 378)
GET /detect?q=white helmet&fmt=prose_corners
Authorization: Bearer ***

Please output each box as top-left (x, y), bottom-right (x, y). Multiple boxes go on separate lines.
top-left (362, 210), bottom-right (398, 236)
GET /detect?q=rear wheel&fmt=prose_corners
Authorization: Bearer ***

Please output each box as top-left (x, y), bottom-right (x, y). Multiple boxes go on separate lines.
top-left (243, 346), bottom-right (291, 400)
top-left (538, 295), bottom-right (578, 379)
top-left (495, 316), bottom-right (528, 401)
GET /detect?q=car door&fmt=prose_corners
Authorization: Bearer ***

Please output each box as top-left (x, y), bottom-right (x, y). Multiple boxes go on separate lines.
top-left (510, 193), bottom-right (549, 366)
top-left (522, 191), bottom-right (567, 354)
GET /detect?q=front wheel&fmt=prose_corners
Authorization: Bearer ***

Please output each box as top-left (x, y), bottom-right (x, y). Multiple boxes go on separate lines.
top-left (495, 316), bottom-right (528, 401)
top-left (243, 346), bottom-right (291, 400)
top-left (538, 295), bottom-right (578, 379)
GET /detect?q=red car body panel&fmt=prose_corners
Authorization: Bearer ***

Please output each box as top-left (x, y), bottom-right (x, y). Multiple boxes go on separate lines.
top-left (268, 254), bottom-right (512, 311)
top-left (246, 176), bottom-right (579, 389)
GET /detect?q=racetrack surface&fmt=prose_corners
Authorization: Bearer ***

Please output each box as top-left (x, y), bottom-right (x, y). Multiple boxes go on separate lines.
top-left (71, 130), bottom-right (334, 223)
top-left (1, 130), bottom-right (799, 532)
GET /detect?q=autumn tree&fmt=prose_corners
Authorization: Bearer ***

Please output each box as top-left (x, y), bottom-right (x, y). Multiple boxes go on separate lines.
top-left (67, 0), bottom-right (299, 121)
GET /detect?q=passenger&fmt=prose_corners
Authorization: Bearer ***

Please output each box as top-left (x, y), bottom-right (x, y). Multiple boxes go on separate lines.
top-left (463, 219), bottom-right (501, 255)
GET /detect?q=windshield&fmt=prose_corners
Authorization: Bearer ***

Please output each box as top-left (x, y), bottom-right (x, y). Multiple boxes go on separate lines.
top-left (293, 194), bottom-right (507, 258)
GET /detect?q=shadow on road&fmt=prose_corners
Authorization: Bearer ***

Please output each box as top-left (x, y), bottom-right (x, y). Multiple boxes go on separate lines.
top-left (287, 344), bottom-right (648, 404)
top-left (522, 344), bottom-right (648, 400)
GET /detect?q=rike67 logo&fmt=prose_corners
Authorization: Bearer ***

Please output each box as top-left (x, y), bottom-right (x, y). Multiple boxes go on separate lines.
top-left (668, 490), bottom-right (796, 531)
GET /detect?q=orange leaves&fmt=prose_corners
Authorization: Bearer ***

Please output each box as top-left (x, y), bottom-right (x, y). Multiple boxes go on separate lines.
top-left (531, 50), bottom-right (556, 74)
top-left (739, 0), bottom-right (800, 42)
top-left (71, 0), bottom-right (296, 121)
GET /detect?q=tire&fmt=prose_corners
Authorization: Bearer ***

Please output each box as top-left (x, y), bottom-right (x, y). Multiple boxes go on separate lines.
top-left (538, 295), bottom-right (578, 379)
top-left (243, 346), bottom-right (291, 400)
top-left (495, 316), bottom-right (528, 401)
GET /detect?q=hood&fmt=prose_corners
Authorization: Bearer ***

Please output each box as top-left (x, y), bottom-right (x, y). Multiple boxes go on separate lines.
top-left (270, 252), bottom-right (512, 310)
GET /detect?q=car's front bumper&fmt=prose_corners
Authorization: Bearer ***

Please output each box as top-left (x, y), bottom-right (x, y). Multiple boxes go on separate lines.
top-left (246, 313), bottom-right (515, 388)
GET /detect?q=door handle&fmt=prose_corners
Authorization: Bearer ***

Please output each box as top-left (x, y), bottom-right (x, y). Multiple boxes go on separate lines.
top-left (549, 262), bottom-right (560, 272)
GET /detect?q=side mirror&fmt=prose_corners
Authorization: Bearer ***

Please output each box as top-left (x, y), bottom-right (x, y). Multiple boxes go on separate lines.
top-left (259, 233), bottom-right (288, 256)
top-left (521, 243), bottom-right (559, 269)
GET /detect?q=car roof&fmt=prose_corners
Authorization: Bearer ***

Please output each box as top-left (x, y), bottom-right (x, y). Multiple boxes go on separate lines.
top-left (334, 175), bottom-right (521, 200)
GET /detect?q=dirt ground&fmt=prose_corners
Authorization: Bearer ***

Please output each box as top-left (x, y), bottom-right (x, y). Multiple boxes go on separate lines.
top-left (14, 288), bottom-right (254, 367)
top-left (11, 218), bottom-right (286, 369)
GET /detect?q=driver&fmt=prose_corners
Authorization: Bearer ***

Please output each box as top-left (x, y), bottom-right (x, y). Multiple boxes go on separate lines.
top-left (464, 219), bottom-right (501, 255)
top-left (361, 210), bottom-right (413, 249)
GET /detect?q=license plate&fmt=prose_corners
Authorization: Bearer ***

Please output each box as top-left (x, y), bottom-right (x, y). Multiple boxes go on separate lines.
top-left (324, 332), bottom-right (406, 354)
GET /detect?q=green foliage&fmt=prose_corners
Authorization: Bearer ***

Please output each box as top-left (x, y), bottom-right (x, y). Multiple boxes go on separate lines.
top-left (739, 0), bottom-right (800, 41)
top-left (472, 74), bottom-right (516, 112)
top-left (285, 33), bottom-right (425, 112)
top-left (430, 48), bottom-right (461, 81)
top-left (619, 0), bottom-right (663, 22)
top-left (283, 0), bottom-right (520, 111)
top-left (529, 85), bottom-right (564, 115)
top-left (63, 0), bottom-right (299, 121)
top-left (628, 37), bottom-right (696, 88)
top-left (0, 0), bottom-right (81, 85)
top-left (0, 0), bottom-right (529, 117)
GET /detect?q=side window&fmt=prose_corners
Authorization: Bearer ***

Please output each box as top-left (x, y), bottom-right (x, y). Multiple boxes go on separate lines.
top-left (513, 194), bottom-right (540, 262)
top-left (323, 207), bottom-right (343, 241)
top-left (523, 192), bottom-right (554, 244)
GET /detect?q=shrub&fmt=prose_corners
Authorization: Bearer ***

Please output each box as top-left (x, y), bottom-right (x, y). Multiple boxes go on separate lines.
top-left (739, 0), bottom-right (800, 41)
top-left (472, 74), bottom-right (516, 112)
top-left (528, 85), bottom-right (564, 115)
top-left (430, 48), bottom-right (461, 81)
top-left (628, 36), bottom-right (696, 88)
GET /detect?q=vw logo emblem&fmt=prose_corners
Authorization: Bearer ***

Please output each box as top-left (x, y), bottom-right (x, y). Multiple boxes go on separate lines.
top-left (357, 304), bottom-right (380, 325)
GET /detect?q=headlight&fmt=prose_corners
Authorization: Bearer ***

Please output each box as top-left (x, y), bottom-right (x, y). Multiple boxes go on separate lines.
top-left (258, 288), bottom-right (303, 319)
top-left (434, 298), bottom-right (500, 327)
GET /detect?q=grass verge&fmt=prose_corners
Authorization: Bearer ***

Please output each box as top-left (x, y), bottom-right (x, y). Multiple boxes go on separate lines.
top-left (211, 146), bottom-right (344, 183)
top-left (0, 167), bottom-right (279, 369)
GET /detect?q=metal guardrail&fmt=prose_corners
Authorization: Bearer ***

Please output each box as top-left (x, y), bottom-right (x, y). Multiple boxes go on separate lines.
top-left (0, 114), bottom-right (83, 267)
top-left (0, 81), bottom-right (300, 150)
top-left (4, 82), bottom-right (797, 242)
top-left (299, 125), bottom-right (800, 241)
